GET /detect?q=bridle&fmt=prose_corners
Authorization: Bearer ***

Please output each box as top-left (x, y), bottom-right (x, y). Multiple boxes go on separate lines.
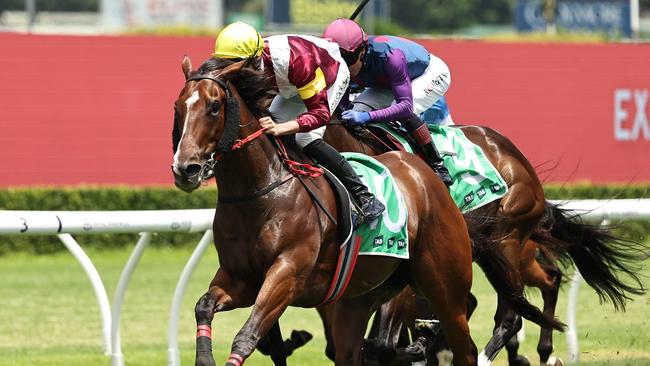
top-left (184, 73), bottom-right (265, 180)
top-left (181, 72), bottom-right (326, 195)
top-left (179, 71), bottom-right (333, 222)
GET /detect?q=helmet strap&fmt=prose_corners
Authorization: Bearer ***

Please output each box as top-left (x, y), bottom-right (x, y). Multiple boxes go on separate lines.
top-left (241, 33), bottom-right (262, 70)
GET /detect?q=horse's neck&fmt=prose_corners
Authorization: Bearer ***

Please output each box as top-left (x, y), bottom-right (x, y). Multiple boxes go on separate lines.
top-left (214, 117), bottom-right (283, 199)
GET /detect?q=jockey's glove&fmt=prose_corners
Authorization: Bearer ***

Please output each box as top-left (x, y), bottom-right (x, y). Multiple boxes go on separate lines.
top-left (341, 110), bottom-right (371, 126)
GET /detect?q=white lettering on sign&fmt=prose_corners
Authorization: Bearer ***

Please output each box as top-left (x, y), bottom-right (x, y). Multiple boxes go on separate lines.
top-left (614, 89), bottom-right (649, 141)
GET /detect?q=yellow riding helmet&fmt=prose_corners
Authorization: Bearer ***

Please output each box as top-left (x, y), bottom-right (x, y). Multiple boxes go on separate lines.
top-left (213, 22), bottom-right (264, 59)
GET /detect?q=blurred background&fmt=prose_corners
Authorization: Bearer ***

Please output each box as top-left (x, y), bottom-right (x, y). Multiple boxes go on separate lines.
top-left (1, 0), bottom-right (650, 38)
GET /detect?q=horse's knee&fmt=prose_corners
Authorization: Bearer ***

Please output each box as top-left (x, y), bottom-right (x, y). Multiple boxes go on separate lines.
top-left (506, 334), bottom-right (520, 351)
top-left (195, 292), bottom-right (217, 324)
top-left (546, 266), bottom-right (563, 287)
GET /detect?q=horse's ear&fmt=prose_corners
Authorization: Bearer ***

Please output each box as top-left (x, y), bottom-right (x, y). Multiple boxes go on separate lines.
top-left (182, 55), bottom-right (193, 80)
top-left (216, 59), bottom-right (247, 80)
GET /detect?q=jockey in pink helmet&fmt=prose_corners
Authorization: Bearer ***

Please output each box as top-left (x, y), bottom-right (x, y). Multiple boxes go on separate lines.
top-left (213, 22), bottom-right (384, 224)
top-left (323, 19), bottom-right (453, 187)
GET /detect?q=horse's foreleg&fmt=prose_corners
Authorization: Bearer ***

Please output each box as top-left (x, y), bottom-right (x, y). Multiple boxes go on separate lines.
top-left (195, 269), bottom-right (255, 366)
top-left (226, 260), bottom-right (305, 366)
top-left (536, 264), bottom-right (563, 366)
top-left (331, 296), bottom-right (374, 366)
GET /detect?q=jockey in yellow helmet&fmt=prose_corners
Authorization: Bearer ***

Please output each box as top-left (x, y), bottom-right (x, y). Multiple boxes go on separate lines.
top-left (213, 22), bottom-right (385, 224)
top-left (213, 22), bottom-right (264, 60)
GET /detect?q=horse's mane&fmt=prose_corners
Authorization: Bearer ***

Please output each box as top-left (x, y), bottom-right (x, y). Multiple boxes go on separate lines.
top-left (197, 58), bottom-right (276, 117)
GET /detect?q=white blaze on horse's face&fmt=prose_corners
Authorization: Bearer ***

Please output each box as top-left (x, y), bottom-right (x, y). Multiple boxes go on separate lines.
top-left (173, 90), bottom-right (200, 174)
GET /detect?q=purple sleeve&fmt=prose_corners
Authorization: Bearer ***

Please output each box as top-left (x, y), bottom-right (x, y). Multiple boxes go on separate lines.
top-left (368, 49), bottom-right (414, 122)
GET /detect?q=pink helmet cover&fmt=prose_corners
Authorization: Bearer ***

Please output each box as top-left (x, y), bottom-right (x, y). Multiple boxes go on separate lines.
top-left (322, 18), bottom-right (367, 53)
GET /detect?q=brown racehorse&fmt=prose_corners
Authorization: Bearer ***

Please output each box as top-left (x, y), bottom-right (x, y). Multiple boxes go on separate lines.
top-left (322, 121), bottom-right (647, 366)
top-left (360, 239), bottom-right (562, 366)
top-left (172, 56), bottom-right (480, 366)
top-left (323, 121), bottom-right (556, 363)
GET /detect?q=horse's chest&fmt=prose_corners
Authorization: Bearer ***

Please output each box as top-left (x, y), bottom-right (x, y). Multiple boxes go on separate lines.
top-left (213, 229), bottom-right (273, 272)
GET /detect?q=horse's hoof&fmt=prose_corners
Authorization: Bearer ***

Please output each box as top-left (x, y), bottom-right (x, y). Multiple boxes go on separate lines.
top-left (545, 356), bottom-right (564, 366)
top-left (290, 329), bottom-right (313, 347)
top-left (510, 355), bottom-right (530, 366)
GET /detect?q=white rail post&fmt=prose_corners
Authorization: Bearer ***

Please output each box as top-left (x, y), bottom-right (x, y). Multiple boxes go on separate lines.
top-left (168, 229), bottom-right (214, 366)
top-left (566, 268), bottom-right (582, 363)
top-left (111, 232), bottom-right (152, 366)
top-left (57, 233), bottom-right (112, 355)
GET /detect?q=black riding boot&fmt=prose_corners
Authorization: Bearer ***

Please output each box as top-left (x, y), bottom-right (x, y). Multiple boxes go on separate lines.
top-left (421, 139), bottom-right (453, 187)
top-left (304, 139), bottom-right (385, 225)
top-left (401, 114), bottom-right (453, 187)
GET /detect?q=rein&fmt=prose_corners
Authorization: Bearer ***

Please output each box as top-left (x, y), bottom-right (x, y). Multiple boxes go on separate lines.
top-left (362, 126), bottom-right (395, 152)
top-left (199, 127), bottom-right (267, 180)
top-left (331, 120), bottom-right (395, 153)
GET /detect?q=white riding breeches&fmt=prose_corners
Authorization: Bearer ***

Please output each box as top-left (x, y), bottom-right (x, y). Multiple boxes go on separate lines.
top-left (352, 53), bottom-right (452, 121)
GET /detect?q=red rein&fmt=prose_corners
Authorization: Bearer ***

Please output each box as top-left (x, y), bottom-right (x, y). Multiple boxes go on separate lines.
top-left (217, 127), bottom-right (324, 178)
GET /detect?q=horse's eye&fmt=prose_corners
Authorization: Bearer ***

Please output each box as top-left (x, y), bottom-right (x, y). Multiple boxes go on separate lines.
top-left (209, 101), bottom-right (221, 117)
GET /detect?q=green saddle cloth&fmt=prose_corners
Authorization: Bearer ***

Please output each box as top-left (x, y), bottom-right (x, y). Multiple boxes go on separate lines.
top-left (374, 124), bottom-right (508, 213)
top-left (343, 152), bottom-right (409, 259)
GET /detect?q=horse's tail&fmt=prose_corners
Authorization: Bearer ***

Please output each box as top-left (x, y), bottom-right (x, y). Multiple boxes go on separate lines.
top-left (471, 236), bottom-right (566, 331)
top-left (463, 209), bottom-right (566, 331)
top-left (530, 201), bottom-right (649, 311)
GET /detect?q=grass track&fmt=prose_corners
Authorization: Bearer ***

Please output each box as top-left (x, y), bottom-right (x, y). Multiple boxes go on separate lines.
top-left (0, 242), bottom-right (648, 366)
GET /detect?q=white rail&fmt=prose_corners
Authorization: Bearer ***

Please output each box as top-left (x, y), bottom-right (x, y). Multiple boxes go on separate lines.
top-left (548, 199), bottom-right (650, 364)
top-left (0, 209), bottom-right (213, 366)
top-left (1, 199), bottom-right (649, 365)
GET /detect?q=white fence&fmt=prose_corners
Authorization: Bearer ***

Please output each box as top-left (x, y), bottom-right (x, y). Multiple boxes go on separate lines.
top-left (0, 209), bottom-right (214, 366)
top-left (1, 199), bottom-right (649, 365)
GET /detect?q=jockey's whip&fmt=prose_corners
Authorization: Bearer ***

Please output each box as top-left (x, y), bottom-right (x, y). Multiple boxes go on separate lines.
top-left (350, 0), bottom-right (371, 20)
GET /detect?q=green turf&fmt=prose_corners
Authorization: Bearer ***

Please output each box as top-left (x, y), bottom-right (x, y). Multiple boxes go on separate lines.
top-left (0, 240), bottom-right (648, 366)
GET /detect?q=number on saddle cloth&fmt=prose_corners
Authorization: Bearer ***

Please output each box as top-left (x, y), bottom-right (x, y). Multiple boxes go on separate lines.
top-left (371, 124), bottom-right (509, 213)
top-left (342, 152), bottom-right (410, 259)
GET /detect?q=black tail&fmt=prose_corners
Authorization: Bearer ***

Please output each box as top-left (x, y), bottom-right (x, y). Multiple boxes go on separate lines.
top-left (464, 208), bottom-right (565, 331)
top-left (472, 237), bottom-right (566, 331)
top-left (531, 201), bottom-right (649, 311)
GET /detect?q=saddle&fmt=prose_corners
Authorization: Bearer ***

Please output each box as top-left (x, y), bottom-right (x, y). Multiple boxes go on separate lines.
top-left (274, 137), bottom-right (409, 304)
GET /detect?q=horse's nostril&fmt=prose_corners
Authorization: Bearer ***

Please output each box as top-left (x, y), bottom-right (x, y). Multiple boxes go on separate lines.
top-left (186, 164), bottom-right (201, 176)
